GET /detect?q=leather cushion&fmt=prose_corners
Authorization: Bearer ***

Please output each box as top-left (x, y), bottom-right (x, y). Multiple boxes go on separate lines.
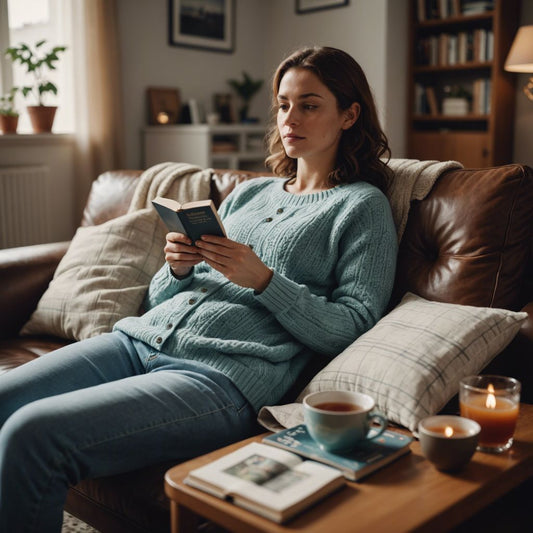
top-left (394, 164), bottom-right (533, 310)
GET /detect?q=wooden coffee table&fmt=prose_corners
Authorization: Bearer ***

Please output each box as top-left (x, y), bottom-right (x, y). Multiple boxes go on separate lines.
top-left (165, 404), bottom-right (533, 533)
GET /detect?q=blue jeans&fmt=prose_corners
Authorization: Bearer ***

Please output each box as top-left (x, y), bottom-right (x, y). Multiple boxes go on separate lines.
top-left (0, 332), bottom-right (257, 533)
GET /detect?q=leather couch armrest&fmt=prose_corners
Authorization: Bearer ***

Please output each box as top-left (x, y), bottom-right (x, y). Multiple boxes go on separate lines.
top-left (0, 241), bottom-right (70, 338)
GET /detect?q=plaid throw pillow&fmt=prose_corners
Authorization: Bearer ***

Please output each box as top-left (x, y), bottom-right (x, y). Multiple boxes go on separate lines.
top-left (295, 293), bottom-right (527, 431)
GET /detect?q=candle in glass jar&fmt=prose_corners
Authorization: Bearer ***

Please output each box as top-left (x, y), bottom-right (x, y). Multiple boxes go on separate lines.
top-left (460, 384), bottom-right (519, 447)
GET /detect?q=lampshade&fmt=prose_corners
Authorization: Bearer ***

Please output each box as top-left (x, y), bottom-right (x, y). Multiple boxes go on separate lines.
top-left (505, 25), bottom-right (533, 73)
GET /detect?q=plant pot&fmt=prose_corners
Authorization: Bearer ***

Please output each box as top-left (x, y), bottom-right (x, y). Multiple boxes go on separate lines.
top-left (27, 105), bottom-right (57, 133)
top-left (0, 114), bottom-right (19, 134)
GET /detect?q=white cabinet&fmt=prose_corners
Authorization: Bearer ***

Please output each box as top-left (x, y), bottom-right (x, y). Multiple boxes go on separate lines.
top-left (143, 124), bottom-right (268, 171)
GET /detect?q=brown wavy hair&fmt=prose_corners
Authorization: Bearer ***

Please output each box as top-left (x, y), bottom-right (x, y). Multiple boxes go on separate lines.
top-left (265, 46), bottom-right (391, 192)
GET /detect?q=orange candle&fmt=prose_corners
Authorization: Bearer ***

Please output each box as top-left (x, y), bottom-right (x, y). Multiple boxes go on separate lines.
top-left (460, 376), bottom-right (521, 453)
top-left (460, 396), bottom-right (519, 446)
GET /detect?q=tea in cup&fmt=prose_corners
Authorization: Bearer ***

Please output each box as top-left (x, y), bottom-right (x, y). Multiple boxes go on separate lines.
top-left (303, 390), bottom-right (387, 452)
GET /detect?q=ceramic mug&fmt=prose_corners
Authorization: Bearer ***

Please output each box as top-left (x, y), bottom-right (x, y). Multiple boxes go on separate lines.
top-left (303, 390), bottom-right (387, 452)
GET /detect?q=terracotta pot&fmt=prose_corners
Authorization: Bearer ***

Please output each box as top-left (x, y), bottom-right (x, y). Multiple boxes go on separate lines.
top-left (0, 114), bottom-right (19, 134)
top-left (27, 105), bottom-right (57, 133)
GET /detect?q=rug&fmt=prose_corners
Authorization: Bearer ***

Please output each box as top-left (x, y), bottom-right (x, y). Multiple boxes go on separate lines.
top-left (62, 512), bottom-right (99, 533)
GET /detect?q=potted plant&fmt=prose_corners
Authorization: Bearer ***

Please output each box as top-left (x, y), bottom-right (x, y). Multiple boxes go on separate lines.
top-left (5, 40), bottom-right (67, 133)
top-left (227, 71), bottom-right (263, 123)
top-left (0, 87), bottom-right (19, 134)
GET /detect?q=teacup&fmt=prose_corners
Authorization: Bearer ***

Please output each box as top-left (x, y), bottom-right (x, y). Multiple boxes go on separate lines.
top-left (303, 390), bottom-right (387, 452)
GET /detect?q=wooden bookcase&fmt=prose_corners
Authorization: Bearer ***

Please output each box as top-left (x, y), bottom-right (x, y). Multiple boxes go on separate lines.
top-left (407, 0), bottom-right (520, 167)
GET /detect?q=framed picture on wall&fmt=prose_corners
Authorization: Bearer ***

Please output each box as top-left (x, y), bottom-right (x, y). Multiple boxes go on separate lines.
top-left (147, 87), bottom-right (181, 125)
top-left (168, 0), bottom-right (235, 53)
top-left (296, 0), bottom-right (349, 14)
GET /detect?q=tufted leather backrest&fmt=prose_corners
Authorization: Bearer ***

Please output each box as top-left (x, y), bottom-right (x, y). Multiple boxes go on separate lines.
top-left (80, 164), bottom-right (533, 312)
top-left (80, 169), bottom-right (265, 227)
top-left (393, 164), bottom-right (533, 311)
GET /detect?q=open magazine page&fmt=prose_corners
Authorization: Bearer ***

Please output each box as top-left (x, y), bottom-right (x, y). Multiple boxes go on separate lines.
top-left (184, 442), bottom-right (344, 520)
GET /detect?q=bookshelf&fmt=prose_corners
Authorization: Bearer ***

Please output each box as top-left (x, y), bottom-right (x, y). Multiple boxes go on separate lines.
top-left (407, 0), bottom-right (520, 167)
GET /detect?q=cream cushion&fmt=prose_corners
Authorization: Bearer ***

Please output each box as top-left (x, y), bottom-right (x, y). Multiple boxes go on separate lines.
top-left (258, 293), bottom-right (527, 432)
top-left (21, 209), bottom-right (165, 340)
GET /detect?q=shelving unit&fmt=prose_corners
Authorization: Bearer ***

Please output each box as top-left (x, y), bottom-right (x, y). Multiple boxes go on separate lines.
top-left (143, 124), bottom-right (268, 171)
top-left (407, 0), bottom-right (520, 167)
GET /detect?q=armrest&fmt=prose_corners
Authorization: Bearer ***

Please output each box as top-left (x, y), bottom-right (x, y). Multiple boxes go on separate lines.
top-left (0, 241), bottom-right (70, 338)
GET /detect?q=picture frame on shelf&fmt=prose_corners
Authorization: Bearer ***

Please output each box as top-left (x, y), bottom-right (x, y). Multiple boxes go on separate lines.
top-left (296, 0), bottom-right (349, 14)
top-left (147, 87), bottom-right (181, 125)
top-left (168, 0), bottom-right (235, 53)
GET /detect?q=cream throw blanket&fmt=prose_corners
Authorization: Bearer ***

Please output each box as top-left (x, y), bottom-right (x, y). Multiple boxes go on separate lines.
top-left (257, 158), bottom-right (464, 432)
top-left (22, 162), bottom-right (212, 340)
top-left (386, 158), bottom-right (463, 241)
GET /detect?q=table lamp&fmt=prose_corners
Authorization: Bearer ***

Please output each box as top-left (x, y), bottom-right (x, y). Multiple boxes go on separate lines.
top-left (505, 25), bottom-right (533, 101)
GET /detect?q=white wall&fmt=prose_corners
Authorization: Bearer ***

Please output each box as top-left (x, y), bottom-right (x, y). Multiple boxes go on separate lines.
top-left (117, 0), bottom-right (408, 168)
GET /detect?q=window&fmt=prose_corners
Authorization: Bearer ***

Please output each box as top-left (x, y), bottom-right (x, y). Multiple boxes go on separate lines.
top-left (0, 0), bottom-right (73, 133)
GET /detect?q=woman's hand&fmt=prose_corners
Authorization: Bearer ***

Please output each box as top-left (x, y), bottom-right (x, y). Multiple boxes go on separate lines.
top-left (196, 235), bottom-right (273, 292)
top-left (164, 232), bottom-right (203, 278)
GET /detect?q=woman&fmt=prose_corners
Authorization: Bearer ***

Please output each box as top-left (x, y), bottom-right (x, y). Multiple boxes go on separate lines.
top-left (0, 46), bottom-right (397, 532)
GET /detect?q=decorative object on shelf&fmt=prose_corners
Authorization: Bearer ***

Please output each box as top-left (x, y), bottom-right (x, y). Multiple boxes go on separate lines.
top-left (168, 0), bottom-right (235, 53)
top-left (418, 415), bottom-right (480, 471)
top-left (4, 40), bottom-right (67, 133)
top-left (213, 93), bottom-right (235, 123)
top-left (296, 0), bottom-right (349, 15)
top-left (504, 24), bottom-right (533, 101)
top-left (442, 85), bottom-right (471, 116)
top-left (0, 87), bottom-right (19, 134)
top-left (147, 87), bottom-right (181, 125)
top-left (459, 375), bottom-right (521, 454)
top-left (227, 71), bottom-right (263, 123)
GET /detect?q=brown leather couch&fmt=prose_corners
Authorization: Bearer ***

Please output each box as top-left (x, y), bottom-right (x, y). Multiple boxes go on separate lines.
top-left (1, 164), bottom-right (532, 532)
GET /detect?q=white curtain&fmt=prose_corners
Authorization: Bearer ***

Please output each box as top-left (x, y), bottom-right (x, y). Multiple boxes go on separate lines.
top-left (65, 0), bottom-right (125, 217)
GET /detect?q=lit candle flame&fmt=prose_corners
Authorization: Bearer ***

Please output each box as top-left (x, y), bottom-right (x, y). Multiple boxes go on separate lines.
top-left (445, 426), bottom-right (454, 437)
top-left (486, 383), bottom-right (496, 409)
top-left (157, 111), bottom-right (170, 124)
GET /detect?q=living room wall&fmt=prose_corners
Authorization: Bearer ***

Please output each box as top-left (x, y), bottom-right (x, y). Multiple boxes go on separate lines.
top-left (116, 0), bottom-right (408, 169)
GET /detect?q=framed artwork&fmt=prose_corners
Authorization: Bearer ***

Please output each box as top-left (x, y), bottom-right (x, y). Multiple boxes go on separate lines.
top-left (296, 0), bottom-right (349, 14)
top-left (147, 87), bottom-right (181, 125)
top-left (168, 0), bottom-right (235, 53)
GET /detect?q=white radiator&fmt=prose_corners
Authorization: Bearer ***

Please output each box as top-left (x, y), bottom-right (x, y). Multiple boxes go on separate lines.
top-left (0, 165), bottom-right (52, 248)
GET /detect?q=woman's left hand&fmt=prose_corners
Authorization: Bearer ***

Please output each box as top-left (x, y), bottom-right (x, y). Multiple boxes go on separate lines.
top-left (195, 235), bottom-right (273, 292)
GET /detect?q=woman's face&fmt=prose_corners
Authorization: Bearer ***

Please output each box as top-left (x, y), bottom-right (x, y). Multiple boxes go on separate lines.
top-left (276, 67), bottom-right (358, 168)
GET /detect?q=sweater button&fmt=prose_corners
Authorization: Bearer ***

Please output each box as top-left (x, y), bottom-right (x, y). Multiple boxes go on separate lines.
top-left (156, 337), bottom-right (163, 344)
top-left (200, 287), bottom-right (208, 293)
top-left (166, 323), bottom-right (173, 329)
top-left (188, 298), bottom-right (196, 305)
top-left (277, 208), bottom-right (284, 214)
top-left (265, 217), bottom-right (273, 222)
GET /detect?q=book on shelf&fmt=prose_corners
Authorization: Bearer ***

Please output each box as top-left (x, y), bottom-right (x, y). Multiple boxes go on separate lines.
top-left (262, 424), bottom-right (413, 482)
top-left (152, 197), bottom-right (226, 243)
top-left (183, 442), bottom-right (344, 524)
top-left (425, 87), bottom-right (439, 115)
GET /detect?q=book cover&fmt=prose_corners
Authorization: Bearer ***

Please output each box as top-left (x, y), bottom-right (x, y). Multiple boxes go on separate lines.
top-left (184, 442), bottom-right (344, 523)
top-left (152, 196), bottom-right (226, 243)
top-left (262, 424), bottom-right (412, 481)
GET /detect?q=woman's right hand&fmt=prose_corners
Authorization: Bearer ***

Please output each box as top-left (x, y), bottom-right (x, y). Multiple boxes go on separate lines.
top-left (164, 232), bottom-right (203, 278)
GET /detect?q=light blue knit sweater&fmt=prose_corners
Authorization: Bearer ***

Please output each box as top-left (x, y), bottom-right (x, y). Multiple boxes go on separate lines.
top-left (115, 177), bottom-right (397, 411)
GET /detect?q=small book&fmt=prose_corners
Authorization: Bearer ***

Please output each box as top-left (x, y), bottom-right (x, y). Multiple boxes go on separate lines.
top-left (262, 424), bottom-right (412, 481)
top-left (152, 197), bottom-right (226, 243)
top-left (183, 442), bottom-right (344, 524)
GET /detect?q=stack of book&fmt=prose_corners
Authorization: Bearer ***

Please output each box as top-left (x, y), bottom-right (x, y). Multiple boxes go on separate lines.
top-left (184, 425), bottom-right (412, 523)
